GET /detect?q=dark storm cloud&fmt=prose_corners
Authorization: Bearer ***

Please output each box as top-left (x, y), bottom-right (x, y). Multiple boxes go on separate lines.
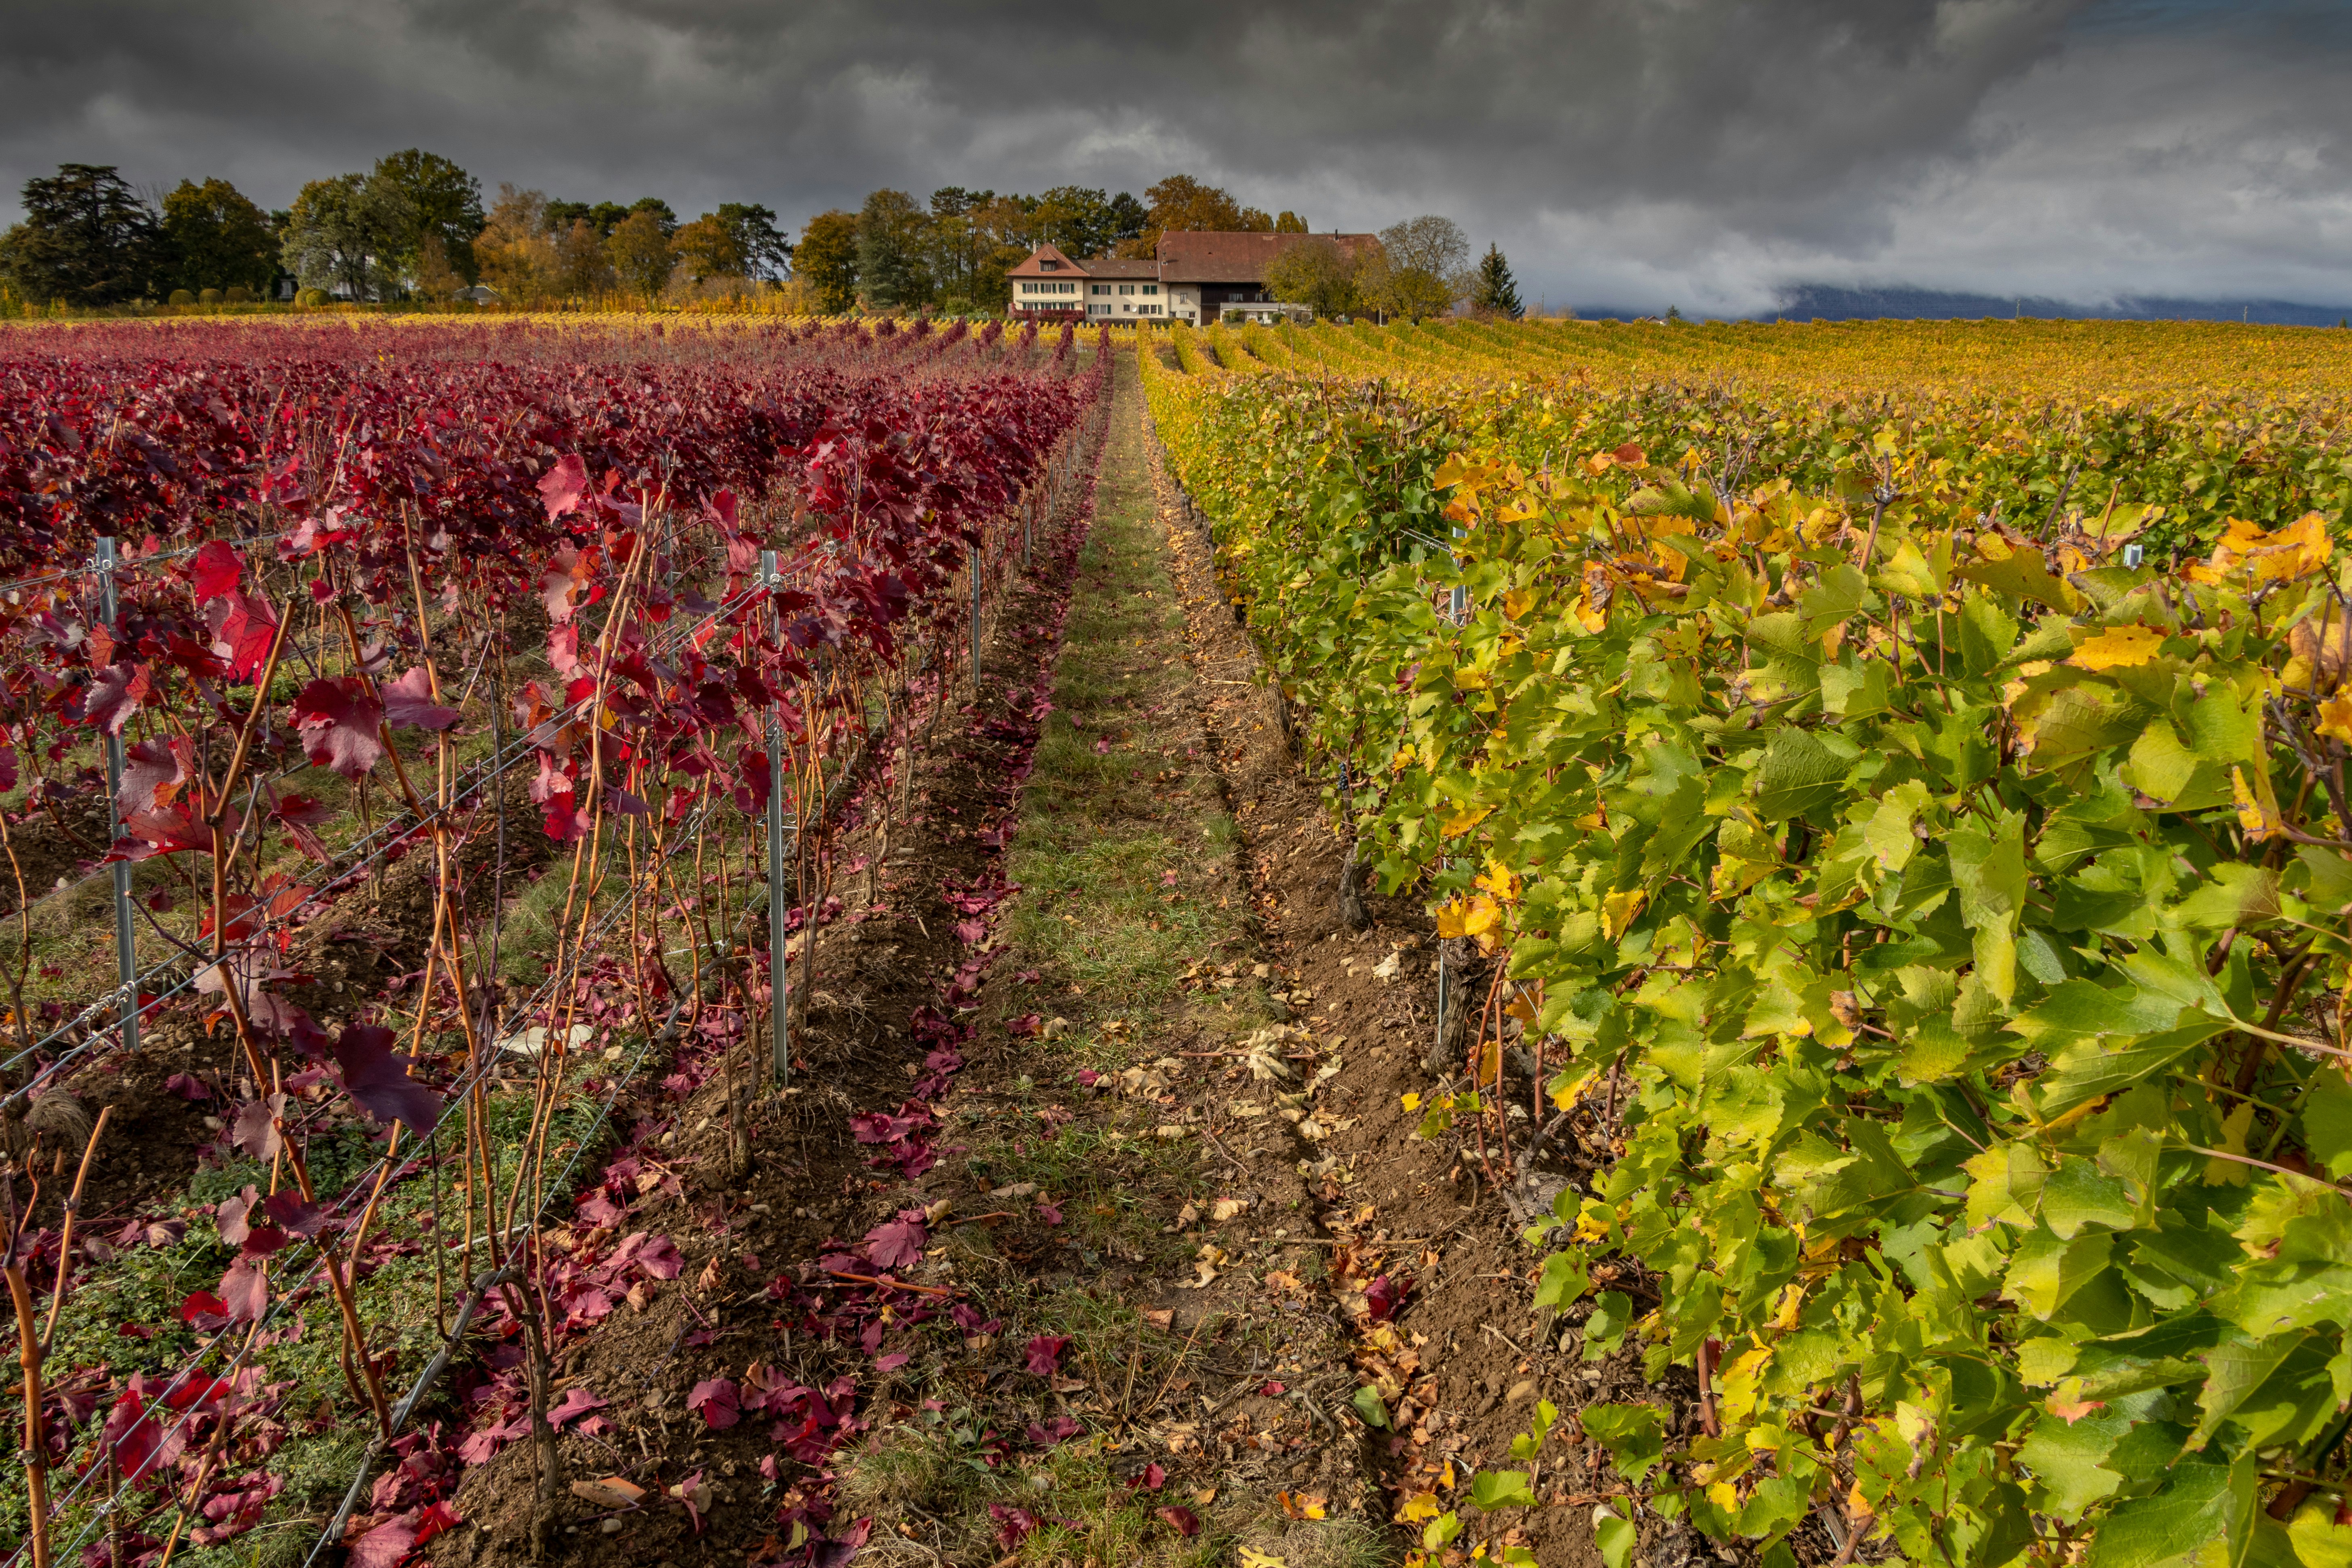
top-left (1, 0), bottom-right (2346, 311)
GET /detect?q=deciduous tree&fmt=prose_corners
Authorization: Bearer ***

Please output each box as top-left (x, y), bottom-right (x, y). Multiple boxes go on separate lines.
top-left (796, 210), bottom-right (860, 314)
top-left (555, 219), bottom-right (613, 301)
top-left (476, 185), bottom-right (562, 306)
top-left (366, 149), bottom-right (485, 289)
top-left (282, 173), bottom-right (393, 301)
top-left (160, 177), bottom-right (278, 297)
top-left (1366, 215), bottom-right (1471, 322)
top-left (1264, 236), bottom-right (1363, 320)
top-left (1121, 175), bottom-right (1271, 258)
top-left (605, 209), bottom-right (674, 303)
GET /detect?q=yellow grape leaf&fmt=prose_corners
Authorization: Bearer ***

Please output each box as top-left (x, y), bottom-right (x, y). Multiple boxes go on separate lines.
top-left (1462, 895), bottom-right (1503, 936)
top-left (2067, 625), bottom-right (2167, 671)
top-left (1497, 499), bottom-right (1540, 524)
top-left (2319, 695), bottom-right (2352, 745)
top-left (2001, 658), bottom-right (2055, 710)
top-left (2203, 1102), bottom-right (2257, 1187)
top-left (1549, 1070), bottom-right (1597, 1112)
top-left (1503, 586), bottom-right (1537, 620)
top-left (1239, 1549), bottom-right (1288, 1568)
top-left (1434, 899), bottom-right (1469, 938)
top-left (1477, 1034), bottom-right (1503, 1085)
top-left (1602, 888), bottom-right (1647, 940)
top-left (2202, 511), bottom-right (2331, 586)
top-left (1475, 858), bottom-right (1522, 902)
top-left (1432, 455), bottom-right (1471, 491)
top-left (1707, 1480), bottom-right (1741, 1513)
top-left (1401, 1092), bottom-right (1422, 1113)
top-left (1769, 1282), bottom-right (1807, 1330)
top-left (1398, 1491), bottom-right (1442, 1524)
top-left (1718, 1346), bottom-right (1774, 1424)
top-left (2233, 765), bottom-right (2284, 843)
top-left (2285, 606), bottom-right (2352, 695)
top-left (1442, 805), bottom-right (1492, 838)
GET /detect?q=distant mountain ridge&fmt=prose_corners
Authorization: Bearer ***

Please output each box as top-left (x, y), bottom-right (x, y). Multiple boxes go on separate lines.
top-left (1564, 285), bottom-right (2352, 327)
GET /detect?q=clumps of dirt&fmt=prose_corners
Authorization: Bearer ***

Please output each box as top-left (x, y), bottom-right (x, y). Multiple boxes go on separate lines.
top-left (17, 1048), bottom-right (219, 1231)
top-left (1145, 430), bottom-right (1718, 1568)
top-left (427, 450), bottom-right (1109, 1568)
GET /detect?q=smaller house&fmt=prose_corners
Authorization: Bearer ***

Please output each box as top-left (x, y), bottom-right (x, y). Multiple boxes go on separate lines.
top-left (1004, 244), bottom-right (1171, 320)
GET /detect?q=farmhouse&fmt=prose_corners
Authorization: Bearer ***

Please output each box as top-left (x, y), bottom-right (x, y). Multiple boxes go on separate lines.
top-left (1006, 245), bottom-right (1167, 321)
top-left (1006, 231), bottom-right (1382, 325)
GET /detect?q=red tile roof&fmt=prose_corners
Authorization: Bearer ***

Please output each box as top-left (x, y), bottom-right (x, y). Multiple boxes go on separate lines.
top-left (1005, 244), bottom-right (1161, 280)
top-left (1156, 231), bottom-right (1381, 284)
top-left (1004, 233), bottom-right (1383, 287)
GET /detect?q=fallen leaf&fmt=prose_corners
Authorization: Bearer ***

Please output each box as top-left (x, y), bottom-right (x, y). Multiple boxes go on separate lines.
top-left (569, 1477), bottom-right (646, 1509)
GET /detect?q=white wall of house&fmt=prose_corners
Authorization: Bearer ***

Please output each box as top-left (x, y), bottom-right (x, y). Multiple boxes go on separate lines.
top-left (1013, 278), bottom-right (1083, 311)
top-left (1083, 280), bottom-right (1172, 318)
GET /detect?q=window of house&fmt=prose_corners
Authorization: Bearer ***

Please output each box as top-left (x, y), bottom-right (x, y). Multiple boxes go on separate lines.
top-left (1119, 284), bottom-right (1134, 295)
top-left (1040, 259), bottom-right (1058, 271)
top-left (1143, 285), bottom-right (1159, 296)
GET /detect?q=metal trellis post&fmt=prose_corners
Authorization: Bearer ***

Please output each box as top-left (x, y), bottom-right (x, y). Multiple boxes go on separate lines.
top-left (97, 537), bottom-right (139, 1055)
top-left (971, 546), bottom-right (982, 693)
top-left (761, 549), bottom-right (790, 1087)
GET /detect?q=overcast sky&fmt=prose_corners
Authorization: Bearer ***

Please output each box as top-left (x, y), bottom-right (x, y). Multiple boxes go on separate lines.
top-left (2, 0), bottom-right (2345, 314)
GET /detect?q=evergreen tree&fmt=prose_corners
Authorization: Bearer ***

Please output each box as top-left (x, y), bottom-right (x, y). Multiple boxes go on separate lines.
top-left (1471, 243), bottom-right (1523, 319)
top-left (854, 189), bottom-right (933, 310)
top-left (0, 164), bottom-right (162, 306)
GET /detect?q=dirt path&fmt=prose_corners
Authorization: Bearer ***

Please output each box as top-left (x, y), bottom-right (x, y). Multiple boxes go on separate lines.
top-left (418, 350), bottom-right (1674, 1568)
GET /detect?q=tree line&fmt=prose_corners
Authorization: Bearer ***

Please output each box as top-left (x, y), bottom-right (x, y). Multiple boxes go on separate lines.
top-left (0, 155), bottom-right (1525, 320)
top-left (1260, 217), bottom-right (1524, 323)
top-left (0, 153), bottom-right (790, 309)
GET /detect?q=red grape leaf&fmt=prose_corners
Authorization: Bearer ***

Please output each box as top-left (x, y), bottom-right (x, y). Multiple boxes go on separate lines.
top-left (333, 1023), bottom-right (443, 1136)
top-left (686, 1378), bottom-right (740, 1430)
top-left (539, 454), bottom-right (590, 522)
top-left (231, 1096), bottom-right (284, 1161)
top-left (179, 1290), bottom-right (230, 1329)
top-left (381, 667), bottom-right (460, 731)
top-left (293, 677), bottom-right (385, 780)
top-left (209, 590), bottom-right (280, 679)
top-left (548, 1387), bottom-right (608, 1427)
top-left (347, 1513), bottom-right (417, 1568)
top-left (1023, 1334), bottom-right (1069, 1377)
top-left (116, 736), bottom-right (193, 820)
top-left (862, 1216), bottom-right (927, 1271)
top-left (190, 539), bottom-right (242, 601)
top-left (219, 1258), bottom-right (268, 1322)
top-left (81, 663), bottom-right (147, 735)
